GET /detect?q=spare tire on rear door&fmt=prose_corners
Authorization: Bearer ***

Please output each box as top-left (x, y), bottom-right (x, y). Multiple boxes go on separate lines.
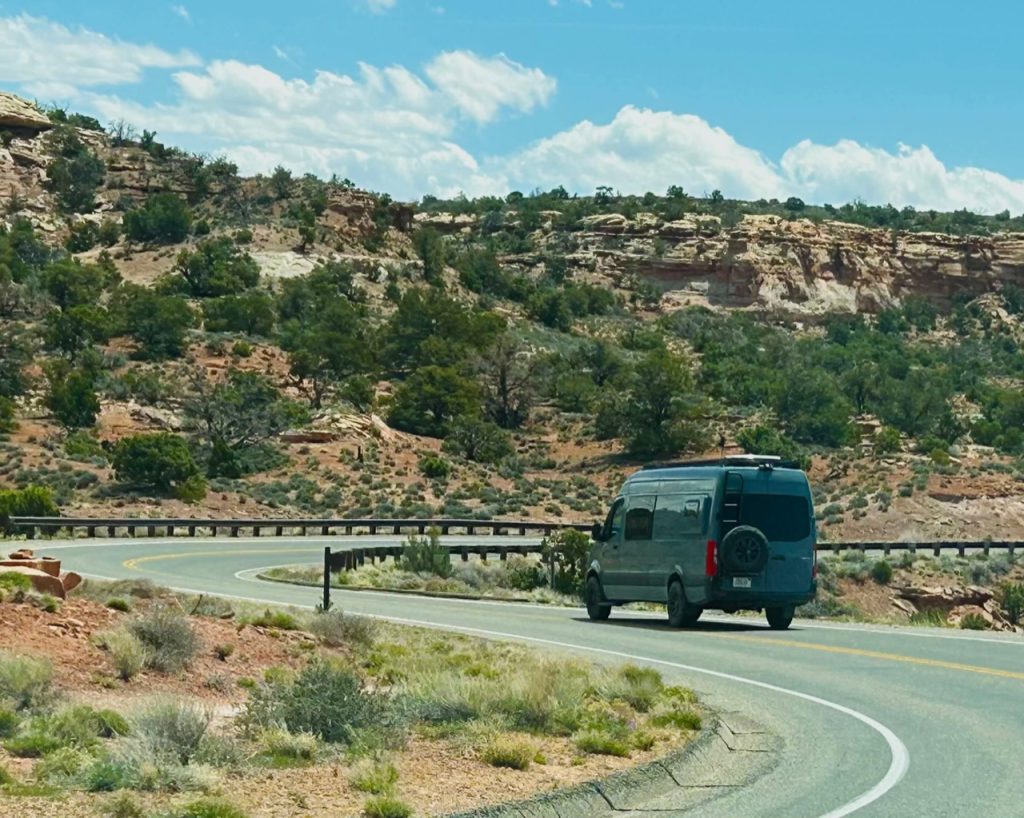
top-left (719, 525), bottom-right (770, 574)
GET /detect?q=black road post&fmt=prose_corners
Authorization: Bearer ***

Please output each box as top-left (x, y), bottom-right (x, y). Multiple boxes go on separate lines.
top-left (322, 547), bottom-right (332, 611)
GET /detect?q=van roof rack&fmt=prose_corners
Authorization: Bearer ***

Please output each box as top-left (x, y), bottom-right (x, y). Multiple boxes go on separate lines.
top-left (641, 455), bottom-right (799, 471)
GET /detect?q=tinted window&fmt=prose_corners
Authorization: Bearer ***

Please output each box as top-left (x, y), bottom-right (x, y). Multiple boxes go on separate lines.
top-left (737, 493), bottom-right (810, 542)
top-left (653, 495), bottom-right (704, 539)
top-left (604, 499), bottom-right (625, 540)
top-left (624, 496), bottom-right (655, 541)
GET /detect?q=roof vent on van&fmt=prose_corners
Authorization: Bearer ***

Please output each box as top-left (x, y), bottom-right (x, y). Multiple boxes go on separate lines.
top-left (641, 455), bottom-right (798, 470)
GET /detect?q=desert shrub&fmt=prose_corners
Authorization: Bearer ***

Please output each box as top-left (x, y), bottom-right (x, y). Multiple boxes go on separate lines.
top-left (960, 613), bottom-right (989, 630)
top-left (363, 795), bottom-right (413, 818)
top-left (107, 597), bottom-right (131, 612)
top-left (105, 792), bottom-right (146, 818)
top-left (1000, 582), bottom-right (1024, 625)
top-left (33, 746), bottom-right (92, 784)
top-left (132, 700), bottom-right (211, 764)
top-left (873, 426), bottom-right (902, 455)
top-left (503, 556), bottom-right (546, 591)
top-left (349, 759), bottom-right (399, 793)
top-left (242, 658), bottom-right (393, 746)
top-left (0, 572), bottom-right (32, 594)
top-left (0, 651), bottom-right (55, 711)
top-left (481, 737), bottom-right (534, 770)
top-left (417, 454), bottom-right (451, 479)
top-left (965, 561), bottom-right (993, 586)
top-left (0, 708), bottom-right (19, 738)
top-left (123, 192), bottom-right (192, 245)
top-left (0, 485), bottom-right (59, 532)
top-left (650, 708), bottom-right (702, 731)
top-left (308, 608), bottom-right (377, 648)
top-left (574, 729), bottom-right (631, 757)
top-left (871, 560), bottom-right (893, 585)
top-left (129, 607), bottom-right (199, 672)
top-left (4, 704), bottom-right (115, 757)
top-left (797, 596), bottom-right (860, 619)
top-left (112, 432), bottom-right (200, 496)
top-left (542, 528), bottom-right (590, 596)
top-left (244, 609), bottom-right (301, 630)
top-left (214, 643), bottom-right (235, 661)
top-left (909, 609), bottom-right (947, 627)
top-left (259, 728), bottom-right (318, 763)
top-left (599, 664), bottom-right (664, 713)
top-left (99, 628), bottom-right (148, 681)
top-left (167, 798), bottom-right (250, 818)
top-left (401, 528), bottom-right (451, 578)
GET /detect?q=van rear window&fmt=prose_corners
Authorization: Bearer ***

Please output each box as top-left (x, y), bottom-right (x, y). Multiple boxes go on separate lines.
top-left (738, 494), bottom-right (810, 542)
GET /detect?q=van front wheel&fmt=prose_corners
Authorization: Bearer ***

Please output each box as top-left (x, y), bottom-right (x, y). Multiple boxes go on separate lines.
top-left (765, 606), bottom-right (794, 630)
top-left (667, 581), bottom-right (702, 628)
top-left (585, 576), bottom-right (611, 621)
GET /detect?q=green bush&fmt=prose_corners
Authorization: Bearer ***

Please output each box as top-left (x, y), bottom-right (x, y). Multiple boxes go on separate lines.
top-left (441, 417), bottom-right (512, 464)
top-left (259, 728), bottom-right (318, 763)
top-left (650, 708), bottom-right (702, 731)
top-left (417, 454), bottom-right (451, 479)
top-left (600, 664), bottom-right (663, 713)
top-left (873, 426), bottom-right (902, 455)
top-left (168, 798), bottom-right (250, 818)
top-left (909, 609), bottom-right (947, 627)
top-left (308, 608), bottom-right (377, 649)
top-left (503, 556), bottom-right (546, 591)
top-left (0, 651), bottom-right (55, 711)
top-left (33, 746), bottom-right (93, 784)
top-left (242, 658), bottom-right (392, 746)
top-left (542, 529), bottom-right (590, 596)
top-left (0, 485), bottom-right (59, 531)
top-left (960, 613), bottom-right (989, 630)
top-left (0, 708), bottom-right (19, 738)
top-left (104, 793), bottom-right (146, 818)
top-left (107, 598), bottom-right (132, 613)
top-left (128, 607), bottom-right (199, 672)
top-left (1000, 582), bottom-right (1024, 625)
top-left (214, 643), bottom-right (235, 661)
top-left (45, 126), bottom-right (105, 213)
top-left (99, 627), bottom-right (148, 681)
top-left (132, 700), bottom-right (211, 764)
top-left (481, 737), bottom-right (534, 770)
top-left (363, 795), bottom-right (413, 818)
top-left (123, 192), bottom-right (192, 244)
top-left (112, 432), bottom-right (200, 495)
top-left (574, 729), bottom-right (631, 757)
top-left (349, 759), bottom-right (399, 794)
top-left (401, 528), bottom-right (452, 578)
top-left (0, 572), bottom-right (33, 594)
top-left (244, 609), bottom-right (301, 630)
top-left (870, 560), bottom-right (894, 585)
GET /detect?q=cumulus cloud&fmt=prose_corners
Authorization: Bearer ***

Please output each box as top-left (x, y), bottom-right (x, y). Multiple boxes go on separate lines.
top-left (0, 14), bottom-right (199, 92)
top-left (171, 5), bottom-right (191, 23)
top-left (362, 0), bottom-right (396, 12)
top-left (424, 51), bottom-right (557, 124)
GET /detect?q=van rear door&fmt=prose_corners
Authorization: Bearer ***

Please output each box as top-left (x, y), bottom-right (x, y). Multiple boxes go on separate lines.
top-left (741, 490), bottom-right (814, 593)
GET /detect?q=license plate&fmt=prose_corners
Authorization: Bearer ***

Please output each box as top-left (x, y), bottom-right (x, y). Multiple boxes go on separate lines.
top-left (732, 577), bottom-right (752, 589)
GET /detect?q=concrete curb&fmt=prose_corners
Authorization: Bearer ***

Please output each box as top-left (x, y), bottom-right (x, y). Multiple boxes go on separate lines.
top-left (441, 721), bottom-right (725, 818)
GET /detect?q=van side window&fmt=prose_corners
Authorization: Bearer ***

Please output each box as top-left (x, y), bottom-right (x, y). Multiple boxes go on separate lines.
top-left (624, 496), bottom-right (655, 541)
top-left (653, 494), bottom-right (704, 539)
top-left (603, 499), bottom-right (625, 541)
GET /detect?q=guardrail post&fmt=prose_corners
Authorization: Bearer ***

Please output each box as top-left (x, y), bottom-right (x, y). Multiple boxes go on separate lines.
top-left (933, 545), bottom-right (940, 557)
top-left (322, 547), bottom-right (332, 611)
top-left (322, 526), bottom-right (330, 536)
top-left (253, 526), bottom-right (261, 537)
top-left (498, 547), bottom-right (508, 561)
top-left (86, 526), bottom-right (95, 538)
top-left (418, 524), bottom-right (425, 535)
top-left (345, 525), bottom-right (352, 535)
top-left (392, 525), bottom-right (401, 535)
top-left (441, 525), bottom-right (450, 535)
top-left (984, 541), bottom-right (991, 556)
top-left (368, 525), bottom-right (377, 535)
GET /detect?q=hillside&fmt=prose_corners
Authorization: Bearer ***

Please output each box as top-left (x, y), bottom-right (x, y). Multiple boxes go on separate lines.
top-left (4, 90), bottom-right (1024, 542)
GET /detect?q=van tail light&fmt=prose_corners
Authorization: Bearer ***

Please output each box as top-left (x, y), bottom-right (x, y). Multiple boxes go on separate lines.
top-left (812, 546), bottom-right (818, 579)
top-left (705, 540), bottom-right (718, 577)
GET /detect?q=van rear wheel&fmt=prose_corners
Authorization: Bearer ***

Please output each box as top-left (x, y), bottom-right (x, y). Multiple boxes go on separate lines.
top-left (765, 606), bottom-right (794, 630)
top-left (667, 581), bottom-right (702, 628)
top-left (585, 576), bottom-right (611, 621)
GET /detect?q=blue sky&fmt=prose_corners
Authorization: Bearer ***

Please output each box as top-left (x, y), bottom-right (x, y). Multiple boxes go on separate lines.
top-left (3, 0), bottom-right (1024, 210)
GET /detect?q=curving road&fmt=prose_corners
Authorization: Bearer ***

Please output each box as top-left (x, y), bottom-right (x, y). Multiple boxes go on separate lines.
top-left (40, 535), bottom-right (1024, 818)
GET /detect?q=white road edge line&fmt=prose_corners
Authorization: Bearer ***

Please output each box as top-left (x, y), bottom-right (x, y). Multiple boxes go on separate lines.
top-left (75, 568), bottom-right (910, 818)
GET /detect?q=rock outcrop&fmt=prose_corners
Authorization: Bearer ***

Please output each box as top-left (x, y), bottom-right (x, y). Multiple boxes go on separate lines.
top-left (0, 93), bottom-right (51, 134)
top-left (553, 212), bottom-right (1024, 317)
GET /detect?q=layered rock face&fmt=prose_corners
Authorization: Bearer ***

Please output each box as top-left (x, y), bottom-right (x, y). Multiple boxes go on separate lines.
top-left (564, 213), bottom-right (1024, 317)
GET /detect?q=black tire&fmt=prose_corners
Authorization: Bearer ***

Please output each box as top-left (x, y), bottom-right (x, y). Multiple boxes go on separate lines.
top-left (585, 575), bottom-right (611, 621)
top-left (765, 606), bottom-right (794, 630)
top-left (667, 580), bottom-right (702, 628)
top-left (719, 525), bottom-right (770, 575)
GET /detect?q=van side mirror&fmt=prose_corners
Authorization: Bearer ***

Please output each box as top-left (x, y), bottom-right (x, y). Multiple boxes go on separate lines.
top-left (591, 521), bottom-right (605, 541)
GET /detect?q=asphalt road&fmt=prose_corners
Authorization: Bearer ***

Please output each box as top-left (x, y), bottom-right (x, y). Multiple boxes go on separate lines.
top-left (39, 535), bottom-right (1024, 818)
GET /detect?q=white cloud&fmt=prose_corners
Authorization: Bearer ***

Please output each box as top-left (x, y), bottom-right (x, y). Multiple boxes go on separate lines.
top-left (171, 5), bottom-right (191, 23)
top-left (362, 0), bottom-right (396, 12)
top-left (424, 51), bottom-right (556, 124)
top-left (494, 106), bottom-right (785, 200)
top-left (0, 14), bottom-right (199, 92)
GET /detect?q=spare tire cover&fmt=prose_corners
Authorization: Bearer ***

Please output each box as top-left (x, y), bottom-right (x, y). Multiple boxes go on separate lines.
top-left (719, 525), bottom-right (770, 574)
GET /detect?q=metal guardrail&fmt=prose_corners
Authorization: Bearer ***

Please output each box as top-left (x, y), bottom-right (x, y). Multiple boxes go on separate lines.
top-left (6, 516), bottom-right (1020, 558)
top-left (7, 516), bottom-right (590, 540)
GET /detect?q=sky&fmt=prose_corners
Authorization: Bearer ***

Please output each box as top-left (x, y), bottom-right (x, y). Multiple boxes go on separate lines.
top-left (3, 0), bottom-right (1024, 210)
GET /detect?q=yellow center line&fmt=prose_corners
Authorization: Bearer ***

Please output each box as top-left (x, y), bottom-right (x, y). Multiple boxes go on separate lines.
top-left (710, 632), bottom-right (1024, 682)
top-left (122, 548), bottom-right (323, 571)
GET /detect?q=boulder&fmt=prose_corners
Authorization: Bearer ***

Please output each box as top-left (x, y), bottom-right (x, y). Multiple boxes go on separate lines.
top-left (0, 93), bottom-right (52, 134)
top-left (0, 566), bottom-right (67, 599)
top-left (896, 584), bottom-right (993, 611)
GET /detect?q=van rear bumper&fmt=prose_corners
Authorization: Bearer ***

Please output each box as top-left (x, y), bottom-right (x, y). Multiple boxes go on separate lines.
top-left (705, 580), bottom-right (816, 610)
